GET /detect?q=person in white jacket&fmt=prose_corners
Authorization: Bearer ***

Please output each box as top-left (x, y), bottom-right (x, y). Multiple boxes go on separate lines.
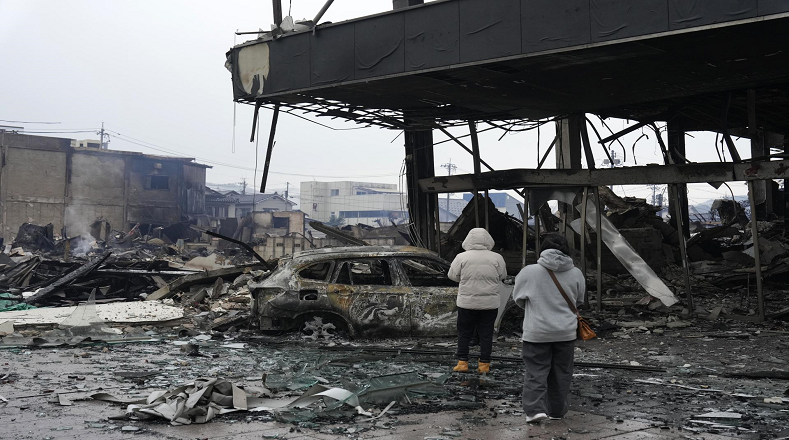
top-left (448, 228), bottom-right (507, 373)
top-left (512, 233), bottom-right (585, 423)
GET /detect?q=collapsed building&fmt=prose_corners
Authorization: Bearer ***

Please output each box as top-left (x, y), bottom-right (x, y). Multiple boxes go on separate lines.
top-left (224, 0), bottom-right (789, 323)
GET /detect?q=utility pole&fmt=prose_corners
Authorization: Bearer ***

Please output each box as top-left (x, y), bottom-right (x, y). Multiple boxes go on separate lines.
top-left (98, 122), bottom-right (108, 150)
top-left (240, 177), bottom-right (247, 195)
top-left (285, 182), bottom-right (290, 211)
top-left (440, 160), bottom-right (456, 216)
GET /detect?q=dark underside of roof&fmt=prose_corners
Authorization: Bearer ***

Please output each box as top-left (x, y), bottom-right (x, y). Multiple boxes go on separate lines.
top-left (229, 0), bottom-right (789, 134)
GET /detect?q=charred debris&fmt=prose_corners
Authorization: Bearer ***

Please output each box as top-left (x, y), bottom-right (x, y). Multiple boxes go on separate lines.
top-left (2, 186), bottom-right (788, 331)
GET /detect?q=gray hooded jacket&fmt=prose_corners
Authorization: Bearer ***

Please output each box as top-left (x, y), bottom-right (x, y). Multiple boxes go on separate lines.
top-left (448, 228), bottom-right (508, 310)
top-left (512, 249), bottom-right (586, 343)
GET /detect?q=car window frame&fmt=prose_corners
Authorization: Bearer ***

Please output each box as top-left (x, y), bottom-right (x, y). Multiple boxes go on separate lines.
top-left (331, 257), bottom-right (400, 286)
top-left (296, 260), bottom-right (335, 283)
top-left (395, 257), bottom-right (457, 288)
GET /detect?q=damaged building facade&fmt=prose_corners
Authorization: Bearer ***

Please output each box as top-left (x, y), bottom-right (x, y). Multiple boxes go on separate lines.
top-left (0, 132), bottom-right (209, 240)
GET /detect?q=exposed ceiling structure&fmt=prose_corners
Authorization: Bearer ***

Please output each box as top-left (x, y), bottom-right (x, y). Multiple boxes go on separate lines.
top-left (226, 0), bottom-right (789, 133)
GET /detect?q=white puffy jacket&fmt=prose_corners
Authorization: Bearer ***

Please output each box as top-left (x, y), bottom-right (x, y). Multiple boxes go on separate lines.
top-left (448, 228), bottom-right (508, 310)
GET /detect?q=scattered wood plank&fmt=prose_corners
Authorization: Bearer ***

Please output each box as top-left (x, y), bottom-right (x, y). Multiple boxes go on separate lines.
top-left (145, 265), bottom-right (261, 301)
top-left (23, 251), bottom-right (112, 305)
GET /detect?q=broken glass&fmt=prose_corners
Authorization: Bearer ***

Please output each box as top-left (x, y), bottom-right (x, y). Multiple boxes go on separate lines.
top-left (359, 371), bottom-right (448, 405)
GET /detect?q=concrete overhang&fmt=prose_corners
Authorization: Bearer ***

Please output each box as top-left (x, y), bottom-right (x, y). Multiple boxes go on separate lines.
top-left (226, 0), bottom-right (789, 131)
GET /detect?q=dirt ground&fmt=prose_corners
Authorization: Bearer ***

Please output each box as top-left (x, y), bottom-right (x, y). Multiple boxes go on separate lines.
top-left (2, 310), bottom-right (788, 440)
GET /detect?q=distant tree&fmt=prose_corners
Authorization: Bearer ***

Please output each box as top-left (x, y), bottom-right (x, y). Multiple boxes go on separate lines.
top-left (326, 214), bottom-right (346, 227)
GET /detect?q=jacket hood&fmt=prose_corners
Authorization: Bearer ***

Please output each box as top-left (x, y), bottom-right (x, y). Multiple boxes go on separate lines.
top-left (538, 249), bottom-right (575, 272)
top-left (462, 228), bottom-right (495, 251)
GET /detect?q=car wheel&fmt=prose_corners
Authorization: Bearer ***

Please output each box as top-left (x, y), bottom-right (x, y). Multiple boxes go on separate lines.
top-left (299, 314), bottom-right (351, 340)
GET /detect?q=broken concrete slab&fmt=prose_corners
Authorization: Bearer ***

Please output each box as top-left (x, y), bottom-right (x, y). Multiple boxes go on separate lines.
top-left (0, 301), bottom-right (183, 327)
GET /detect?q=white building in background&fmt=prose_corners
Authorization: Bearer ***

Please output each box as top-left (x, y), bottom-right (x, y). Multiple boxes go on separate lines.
top-left (439, 197), bottom-right (470, 217)
top-left (300, 181), bottom-right (408, 227)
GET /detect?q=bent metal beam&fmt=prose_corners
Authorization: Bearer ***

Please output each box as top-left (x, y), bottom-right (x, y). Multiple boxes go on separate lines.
top-left (418, 160), bottom-right (789, 193)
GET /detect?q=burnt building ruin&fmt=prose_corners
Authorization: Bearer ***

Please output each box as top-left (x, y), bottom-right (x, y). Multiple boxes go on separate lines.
top-left (0, 132), bottom-right (209, 241)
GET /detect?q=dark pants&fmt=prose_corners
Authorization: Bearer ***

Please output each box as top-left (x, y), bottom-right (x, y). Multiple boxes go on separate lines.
top-left (456, 307), bottom-right (498, 362)
top-left (522, 340), bottom-right (575, 417)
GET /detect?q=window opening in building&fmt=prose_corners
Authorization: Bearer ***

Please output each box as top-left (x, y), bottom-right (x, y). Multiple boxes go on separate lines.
top-left (150, 175), bottom-right (169, 190)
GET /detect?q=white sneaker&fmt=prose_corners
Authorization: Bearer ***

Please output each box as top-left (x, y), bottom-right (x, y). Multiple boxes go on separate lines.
top-left (526, 413), bottom-right (548, 423)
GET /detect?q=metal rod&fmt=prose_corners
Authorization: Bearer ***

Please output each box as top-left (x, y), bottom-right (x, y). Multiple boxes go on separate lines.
top-left (312, 0), bottom-right (335, 26)
top-left (535, 209), bottom-right (541, 256)
top-left (561, 204), bottom-right (568, 236)
top-left (469, 121), bottom-right (482, 228)
top-left (748, 180), bottom-right (765, 322)
top-left (250, 101), bottom-right (261, 142)
top-left (434, 192), bottom-right (441, 255)
top-left (437, 127), bottom-right (496, 171)
top-left (582, 115), bottom-right (609, 167)
top-left (272, 0), bottom-right (283, 25)
top-left (594, 187), bottom-right (603, 312)
top-left (201, 230), bottom-right (273, 271)
top-left (522, 190), bottom-right (529, 267)
top-left (721, 92), bottom-right (742, 162)
top-left (670, 184), bottom-right (694, 311)
top-left (484, 189), bottom-right (490, 231)
top-left (437, 126), bottom-right (527, 199)
top-left (260, 104), bottom-right (281, 193)
top-left (598, 120), bottom-right (651, 145)
top-left (580, 187), bottom-right (589, 309)
top-left (537, 136), bottom-right (557, 169)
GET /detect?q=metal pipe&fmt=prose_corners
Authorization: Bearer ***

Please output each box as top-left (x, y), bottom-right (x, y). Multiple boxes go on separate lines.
top-left (580, 187), bottom-right (589, 309)
top-left (522, 190), bottom-right (529, 267)
top-left (670, 184), bottom-right (693, 311)
top-left (594, 187), bottom-right (603, 312)
top-left (469, 121), bottom-right (482, 228)
top-left (436, 126), bottom-right (527, 199)
top-left (272, 0), bottom-right (283, 25)
top-left (537, 136), bottom-right (557, 169)
top-left (535, 210), bottom-right (541, 256)
top-left (434, 192), bottom-right (441, 256)
top-left (484, 189), bottom-right (490, 231)
top-left (312, 0), bottom-right (335, 26)
top-left (259, 103), bottom-right (281, 193)
top-left (748, 180), bottom-right (765, 322)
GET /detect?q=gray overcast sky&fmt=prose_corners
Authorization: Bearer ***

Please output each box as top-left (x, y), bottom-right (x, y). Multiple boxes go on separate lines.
top-left (1, 0), bottom-right (754, 210)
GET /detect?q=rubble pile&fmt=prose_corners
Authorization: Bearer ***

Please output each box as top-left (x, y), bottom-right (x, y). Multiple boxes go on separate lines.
top-left (0, 222), bottom-right (270, 333)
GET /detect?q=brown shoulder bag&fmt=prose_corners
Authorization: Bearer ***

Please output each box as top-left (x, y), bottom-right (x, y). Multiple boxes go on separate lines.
top-left (546, 268), bottom-right (596, 341)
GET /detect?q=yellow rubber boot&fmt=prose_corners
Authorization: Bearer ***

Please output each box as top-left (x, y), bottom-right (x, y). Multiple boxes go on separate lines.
top-left (453, 360), bottom-right (469, 372)
top-left (477, 362), bottom-right (490, 374)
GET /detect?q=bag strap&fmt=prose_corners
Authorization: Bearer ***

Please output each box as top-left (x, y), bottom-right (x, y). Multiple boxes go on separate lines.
top-left (545, 267), bottom-right (580, 318)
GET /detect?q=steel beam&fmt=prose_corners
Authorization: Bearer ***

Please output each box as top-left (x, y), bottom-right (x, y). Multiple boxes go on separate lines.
top-left (418, 160), bottom-right (789, 193)
top-left (748, 181), bottom-right (765, 323)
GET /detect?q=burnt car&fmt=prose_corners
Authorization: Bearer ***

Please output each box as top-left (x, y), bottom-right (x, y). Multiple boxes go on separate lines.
top-left (249, 246), bottom-right (516, 338)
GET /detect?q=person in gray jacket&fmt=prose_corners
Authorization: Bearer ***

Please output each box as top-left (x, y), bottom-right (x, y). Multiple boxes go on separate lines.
top-left (512, 233), bottom-right (585, 423)
top-left (448, 228), bottom-right (507, 373)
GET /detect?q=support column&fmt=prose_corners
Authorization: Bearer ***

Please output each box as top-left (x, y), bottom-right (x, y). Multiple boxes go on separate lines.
top-left (404, 128), bottom-right (436, 251)
top-left (749, 89), bottom-right (773, 220)
top-left (395, 0), bottom-right (434, 250)
top-left (667, 118), bottom-right (690, 238)
top-left (556, 115), bottom-right (583, 244)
